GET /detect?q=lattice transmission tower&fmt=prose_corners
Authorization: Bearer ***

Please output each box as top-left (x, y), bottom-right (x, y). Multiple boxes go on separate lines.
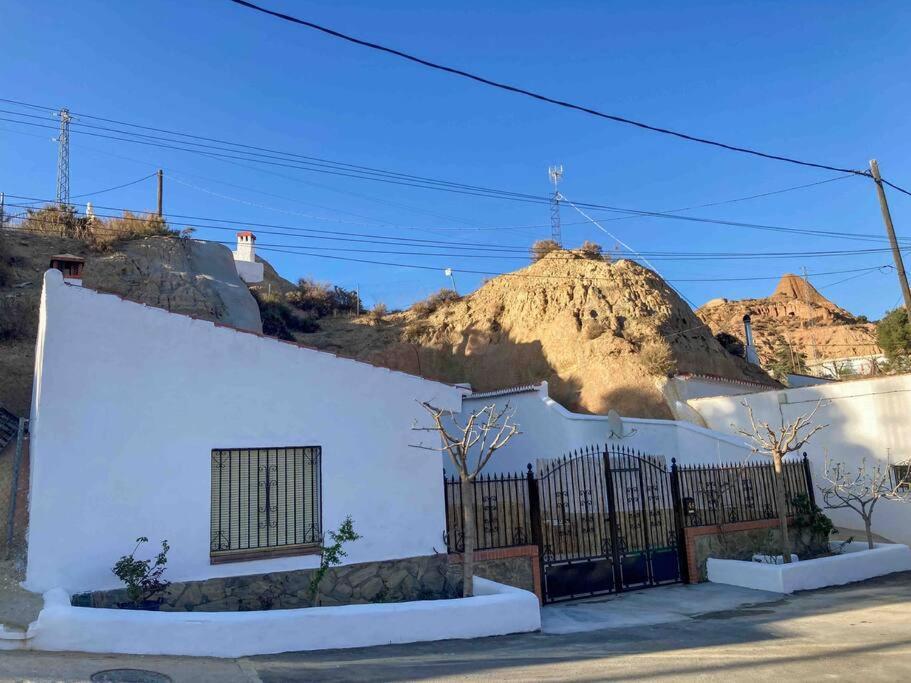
top-left (548, 165), bottom-right (563, 246)
top-left (55, 108), bottom-right (71, 206)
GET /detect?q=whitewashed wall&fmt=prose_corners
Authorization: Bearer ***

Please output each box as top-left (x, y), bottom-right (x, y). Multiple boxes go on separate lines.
top-left (453, 383), bottom-right (751, 476)
top-left (26, 271), bottom-right (463, 594)
top-left (688, 374), bottom-right (911, 545)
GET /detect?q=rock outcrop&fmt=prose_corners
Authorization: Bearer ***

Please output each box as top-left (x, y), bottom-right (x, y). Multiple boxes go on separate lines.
top-left (0, 233), bottom-right (261, 415)
top-left (697, 274), bottom-right (880, 364)
top-left (296, 251), bottom-right (777, 418)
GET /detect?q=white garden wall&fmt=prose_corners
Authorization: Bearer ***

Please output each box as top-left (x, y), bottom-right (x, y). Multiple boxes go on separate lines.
top-left (707, 542), bottom-right (911, 594)
top-left (455, 383), bottom-right (752, 475)
top-left (23, 578), bottom-right (540, 657)
top-left (26, 271), bottom-right (464, 594)
top-left (689, 375), bottom-right (911, 545)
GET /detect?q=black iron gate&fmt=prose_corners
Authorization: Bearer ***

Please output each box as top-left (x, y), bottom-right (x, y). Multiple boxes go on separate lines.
top-left (536, 446), bottom-right (682, 603)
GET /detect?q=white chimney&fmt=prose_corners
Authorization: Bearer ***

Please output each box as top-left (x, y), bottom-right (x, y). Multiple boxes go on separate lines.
top-left (234, 231), bottom-right (256, 262)
top-left (742, 314), bottom-right (760, 365)
top-left (232, 231), bottom-right (264, 284)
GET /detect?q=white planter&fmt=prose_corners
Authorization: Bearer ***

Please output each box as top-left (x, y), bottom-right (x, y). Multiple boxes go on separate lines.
top-left (708, 542), bottom-right (911, 594)
top-left (13, 578), bottom-right (540, 657)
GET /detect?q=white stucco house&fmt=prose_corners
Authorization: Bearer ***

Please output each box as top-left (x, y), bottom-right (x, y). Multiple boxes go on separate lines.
top-left (26, 269), bottom-right (464, 595)
top-left (687, 374), bottom-right (911, 545)
top-left (454, 382), bottom-right (752, 476)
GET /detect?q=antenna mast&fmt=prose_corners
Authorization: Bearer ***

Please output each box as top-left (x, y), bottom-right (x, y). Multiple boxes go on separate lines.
top-left (548, 165), bottom-right (563, 246)
top-left (55, 108), bottom-right (71, 206)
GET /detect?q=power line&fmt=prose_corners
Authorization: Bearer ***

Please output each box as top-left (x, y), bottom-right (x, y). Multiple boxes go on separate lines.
top-left (3, 211), bottom-right (904, 272)
top-left (2, 107), bottom-right (903, 247)
top-left (7, 196), bottom-right (910, 262)
top-left (227, 0), bottom-right (873, 177)
top-left (0, 102), bottom-right (871, 239)
top-left (70, 172), bottom-right (158, 200)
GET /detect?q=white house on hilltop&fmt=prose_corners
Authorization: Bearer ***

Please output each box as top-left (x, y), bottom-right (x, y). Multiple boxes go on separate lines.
top-left (232, 231), bottom-right (264, 284)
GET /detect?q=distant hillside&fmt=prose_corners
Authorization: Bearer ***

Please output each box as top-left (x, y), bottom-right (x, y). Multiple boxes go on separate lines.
top-left (283, 251), bottom-right (777, 419)
top-left (697, 274), bottom-right (880, 365)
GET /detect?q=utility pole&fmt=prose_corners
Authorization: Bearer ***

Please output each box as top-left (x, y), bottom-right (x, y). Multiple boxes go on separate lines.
top-left (157, 169), bottom-right (164, 218)
top-left (355, 283), bottom-right (360, 317)
top-left (869, 159), bottom-right (911, 314)
top-left (55, 108), bottom-right (71, 207)
top-left (548, 165), bottom-right (563, 246)
top-left (801, 265), bottom-right (819, 362)
top-left (0, 192), bottom-right (5, 230)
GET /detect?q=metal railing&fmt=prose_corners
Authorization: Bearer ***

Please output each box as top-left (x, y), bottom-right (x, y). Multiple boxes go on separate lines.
top-left (443, 469), bottom-right (533, 552)
top-left (674, 454), bottom-right (813, 528)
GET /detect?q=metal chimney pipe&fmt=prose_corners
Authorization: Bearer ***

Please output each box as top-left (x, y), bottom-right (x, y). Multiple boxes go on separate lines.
top-left (742, 314), bottom-right (761, 365)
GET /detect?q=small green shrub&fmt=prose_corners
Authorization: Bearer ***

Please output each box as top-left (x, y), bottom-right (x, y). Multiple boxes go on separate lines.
top-left (791, 493), bottom-right (836, 538)
top-left (286, 278), bottom-right (361, 317)
top-left (253, 290), bottom-right (319, 340)
top-left (310, 516), bottom-right (361, 605)
top-left (112, 537), bottom-right (170, 606)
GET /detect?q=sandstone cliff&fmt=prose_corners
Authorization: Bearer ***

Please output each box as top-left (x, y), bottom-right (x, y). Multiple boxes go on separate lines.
top-left (293, 251), bottom-right (777, 418)
top-left (697, 274), bottom-right (880, 365)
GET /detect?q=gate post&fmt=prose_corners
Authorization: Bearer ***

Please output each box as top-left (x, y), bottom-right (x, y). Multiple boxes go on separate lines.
top-left (802, 452), bottom-right (816, 507)
top-left (602, 445), bottom-right (624, 592)
top-left (670, 458), bottom-right (690, 584)
top-left (526, 464), bottom-right (546, 603)
top-left (526, 463), bottom-right (542, 548)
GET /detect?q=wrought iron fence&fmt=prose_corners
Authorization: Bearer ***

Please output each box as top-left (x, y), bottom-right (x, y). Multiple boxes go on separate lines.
top-left (674, 455), bottom-right (813, 528)
top-left (443, 470), bottom-right (533, 552)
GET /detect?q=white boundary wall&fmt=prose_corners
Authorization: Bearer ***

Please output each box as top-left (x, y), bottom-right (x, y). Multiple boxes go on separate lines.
top-left (19, 578), bottom-right (539, 657)
top-left (455, 383), bottom-right (752, 474)
top-left (26, 271), bottom-right (463, 594)
top-left (707, 542), bottom-right (911, 593)
top-left (688, 374), bottom-right (911, 545)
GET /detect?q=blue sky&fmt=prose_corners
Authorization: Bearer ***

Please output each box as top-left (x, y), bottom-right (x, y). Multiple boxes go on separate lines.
top-left (2, 0), bottom-right (910, 317)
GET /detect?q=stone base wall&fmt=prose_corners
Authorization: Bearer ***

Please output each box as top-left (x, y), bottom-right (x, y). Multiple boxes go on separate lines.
top-left (684, 518), bottom-right (830, 583)
top-left (449, 546), bottom-right (542, 603)
top-left (73, 547), bottom-right (540, 611)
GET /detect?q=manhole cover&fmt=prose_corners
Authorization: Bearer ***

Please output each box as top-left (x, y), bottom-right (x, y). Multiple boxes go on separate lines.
top-left (90, 670), bottom-right (172, 683)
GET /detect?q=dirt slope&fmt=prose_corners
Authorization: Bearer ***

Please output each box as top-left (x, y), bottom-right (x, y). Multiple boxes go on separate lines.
top-left (296, 252), bottom-right (775, 418)
top-left (0, 233), bottom-right (261, 415)
top-left (698, 273), bottom-right (880, 364)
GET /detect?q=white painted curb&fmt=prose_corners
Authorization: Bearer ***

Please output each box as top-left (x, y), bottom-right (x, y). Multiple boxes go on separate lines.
top-left (24, 578), bottom-right (540, 658)
top-left (708, 542), bottom-right (911, 594)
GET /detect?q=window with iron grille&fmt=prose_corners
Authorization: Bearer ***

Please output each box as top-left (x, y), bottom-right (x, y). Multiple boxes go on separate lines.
top-left (210, 447), bottom-right (321, 563)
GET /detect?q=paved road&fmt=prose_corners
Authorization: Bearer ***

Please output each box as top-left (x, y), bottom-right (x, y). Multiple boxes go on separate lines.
top-left (2, 572), bottom-right (910, 681)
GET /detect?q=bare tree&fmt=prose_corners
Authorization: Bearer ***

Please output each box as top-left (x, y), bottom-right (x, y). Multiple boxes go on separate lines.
top-left (412, 402), bottom-right (520, 597)
top-left (733, 401), bottom-right (827, 563)
top-left (820, 457), bottom-right (911, 549)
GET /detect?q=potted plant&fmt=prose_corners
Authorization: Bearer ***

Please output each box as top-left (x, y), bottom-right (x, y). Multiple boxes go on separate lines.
top-left (112, 536), bottom-right (171, 610)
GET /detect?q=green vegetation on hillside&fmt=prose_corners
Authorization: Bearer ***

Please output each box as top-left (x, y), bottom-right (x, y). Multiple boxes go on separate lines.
top-left (877, 307), bottom-right (911, 372)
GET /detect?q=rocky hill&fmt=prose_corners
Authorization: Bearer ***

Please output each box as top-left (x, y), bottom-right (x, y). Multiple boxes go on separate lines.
top-left (697, 274), bottom-right (880, 365)
top-left (0, 233), bottom-right (261, 416)
top-left (293, 252), bottom-right (777, 418)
